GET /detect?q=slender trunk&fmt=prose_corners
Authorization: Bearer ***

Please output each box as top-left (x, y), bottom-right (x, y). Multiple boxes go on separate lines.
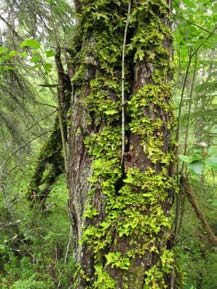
top-left (68, 1), bottom-right (175, 288)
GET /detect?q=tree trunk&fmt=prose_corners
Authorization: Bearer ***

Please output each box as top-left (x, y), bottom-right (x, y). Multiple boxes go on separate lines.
top-left (67, 1), bottom-right (175, 288)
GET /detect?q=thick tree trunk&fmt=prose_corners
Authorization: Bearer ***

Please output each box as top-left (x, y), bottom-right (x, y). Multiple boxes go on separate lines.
top-left (68, 1), bottom-right (175, 288)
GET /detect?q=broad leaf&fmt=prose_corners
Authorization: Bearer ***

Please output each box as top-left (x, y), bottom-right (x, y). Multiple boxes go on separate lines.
top-left (46, 50), bottom-right (55, 57)
top-left (189, 161), bottom-right (204, 175)
top-left (20, 39), bottom-right (41, 49)
top-left (205, 156), bottom-right (217, 170)
top-left (183, 0), bottom-right (196, 8)
top-left (44, 63), bottom-right (52, 72)
top-left (30, 55), bottom-right (41, 63)
top-left (178, 154), bottom-right (192, 163)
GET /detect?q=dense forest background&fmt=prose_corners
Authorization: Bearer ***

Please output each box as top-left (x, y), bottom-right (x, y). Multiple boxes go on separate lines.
top-left (0, 0), bottom-right (216, 288)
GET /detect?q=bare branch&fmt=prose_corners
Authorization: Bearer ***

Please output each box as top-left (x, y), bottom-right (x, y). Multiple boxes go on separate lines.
top-left (3, 130), bottom-right (51, 167)
top-left (184, 176), bottom-right (217, 246)
top-left (26, 109), bottom-right (57, 131)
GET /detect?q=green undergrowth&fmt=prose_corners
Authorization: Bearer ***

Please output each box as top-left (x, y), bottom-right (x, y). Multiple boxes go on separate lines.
top-left (176, 175), bottom-right (217, 289)
top-left (0, 174), bottom-right (74, 289)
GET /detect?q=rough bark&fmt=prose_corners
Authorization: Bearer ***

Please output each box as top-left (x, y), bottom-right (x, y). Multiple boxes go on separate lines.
top-left (68, 1), bottom-right (175, 288)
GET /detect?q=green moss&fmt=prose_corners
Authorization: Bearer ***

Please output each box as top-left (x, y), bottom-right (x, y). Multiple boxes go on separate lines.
top-left (94, 264), bottom-right (116, 289)
top-left (28, 118), bottom-right (64, 204)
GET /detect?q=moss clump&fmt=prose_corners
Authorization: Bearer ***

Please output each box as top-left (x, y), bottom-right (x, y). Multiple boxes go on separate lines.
top-left (28, 118), bottom-right (64, 205)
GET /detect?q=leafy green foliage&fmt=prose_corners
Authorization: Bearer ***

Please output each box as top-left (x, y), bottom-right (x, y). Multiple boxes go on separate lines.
top-left (20, 39), bottom-right (41, 49)
top-left (178, 146), bottom-right (217, 175)
top-left (173, 1), bottom-right (217, 288)
top-left (0, 174), bottom-right (74, 288)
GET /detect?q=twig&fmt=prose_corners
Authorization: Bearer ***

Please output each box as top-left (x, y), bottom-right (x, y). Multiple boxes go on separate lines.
top-left (26, 109), bottom-right (57, 131)
top-left (57, 224), bottom-right (73, 288)
top-left (186, 20), bottom-right (216, 34)
top-left (182, 57), bottom-right (197, 169)
top-left (3, 130), bottom-right (51, 167)
top-left (39, 83), bottom-right (58, 87)
top-left (55, 45), bottom-right (68, 172)
top-left (0, 14), bottom-right (23, 41)
top-left (0, 220), bottom-right (21, 229)
top-left (64, 225), bottom-right (72, 263)
top-left (8, 158), bottom-right (48, 173)
top-left (4, 234), bottom-right (18, 243)
top-left (34, 101), bottom-right (58, 109)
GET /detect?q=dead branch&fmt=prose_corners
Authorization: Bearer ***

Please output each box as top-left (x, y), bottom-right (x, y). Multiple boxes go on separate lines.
top-left (184, 175), bottom-right (217, 246)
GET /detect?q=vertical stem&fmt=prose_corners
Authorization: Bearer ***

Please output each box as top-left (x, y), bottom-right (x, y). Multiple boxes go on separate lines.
top-left (182, 56), bottom-right (197, 169)
top-left (57, 94), bottom-right (68, 172)
top-left (174, 54), bottom-right (192, 238)
top-left (176, 54), bottom-right (192, 154)
top-left (50, 0), bottom-right (68, 173)
top-left (121, 0), bottom-right (131, 165)
top-left (55, 46), bottom-right (68, 173)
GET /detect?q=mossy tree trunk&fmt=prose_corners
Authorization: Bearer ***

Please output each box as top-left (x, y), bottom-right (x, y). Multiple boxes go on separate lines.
top-left (67, 1), bottom-right (175, 288)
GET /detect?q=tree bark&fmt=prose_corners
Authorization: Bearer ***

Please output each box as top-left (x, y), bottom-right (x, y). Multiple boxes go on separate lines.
top-left (68, 1), bottom-right (175, 288)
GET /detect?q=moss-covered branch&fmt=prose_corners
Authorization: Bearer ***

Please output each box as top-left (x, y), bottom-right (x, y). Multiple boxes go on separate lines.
top-left (28, 48), bottom-right (72, 207)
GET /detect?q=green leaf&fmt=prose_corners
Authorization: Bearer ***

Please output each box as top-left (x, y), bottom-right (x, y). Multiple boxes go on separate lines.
top-left (205, 156), bottom-right (217, 170)
top-left (207, 199), bottom-right (217, 208)
top-left (20, 52), bottom-right (28, 58)
top-left (183, 0), bottom-right (196, 8)
top-left (44, 63), bottom-right (52, 72)
top-left (106, 252), bottom-right (121, 265)
top-left (3, 65), bottom-right (14, 71)
top-left (20, 39), bottom-right (41, 49)
top-left (209, 127), bottom-right (217, 134)
top-left (9, 50), bottom-right (17, 57)
top-left (0, 47), bottom-right (9, 54)
top-left (178, 154), bottom-right (191, 163)
top-left (0, 244), bottom-right (6, 252)
top-left (189, 161), bottom-right (204, 175)
top-left (30, 55), bottom-right (41, 63)
top-left (191, 149), bottom-right (203, 162)
top-left (46, 50), bottom-right (55, 57)
top-left (208, 148), bottom-right (217, 157)
top-left (136, 46), bottom-right (145, 61)
top-left (104, 109), bottom-right (117, 115)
